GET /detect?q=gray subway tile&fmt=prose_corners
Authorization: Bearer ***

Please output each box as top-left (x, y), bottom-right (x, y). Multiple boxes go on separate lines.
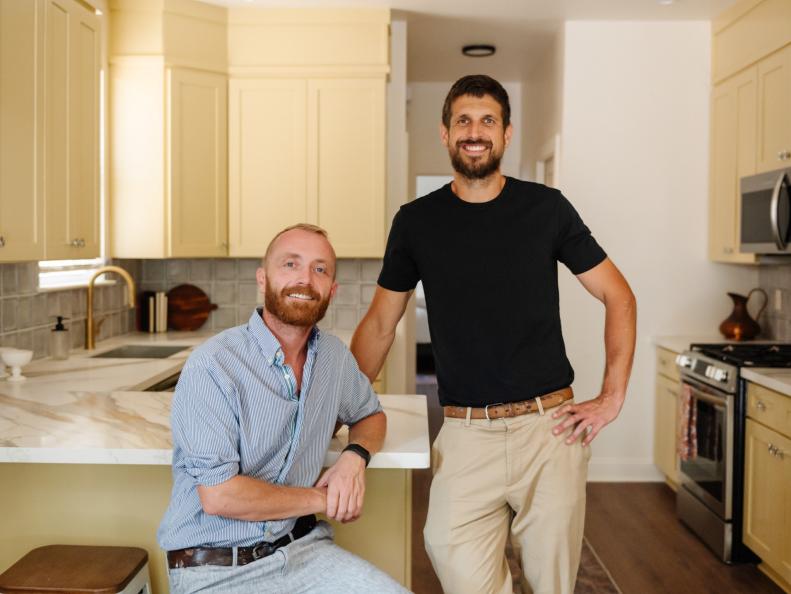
top-left (214, 259), bottom-right (237, 281)
top-left (142, 260), bottom-right (166, 282)
top-left (333, 284), bottom-right (358, 305)
top-left (238, 282), bottom-right (260, 305)
top-left (361, 260), bottom-right (382, 282)
top-left (166, 259), bottom-right (189, 283)
top-left (190, 260), bottom-right (213, 281)
top-left (334, 307), bottom-right (356, 330)
top-left (18, 263), bottom-right (36, 294)
top-left (2, 264), bottom-right (17, 296)
top-left (17, 297), bottom-right (32, 329)
top-left (33, 294), bottom-right (48, 326)
top-left (317, 309), bottom-right (333, 330)
top-left (238, 259), bottom-right (261, 280)
top-left (360, 284), bottom-right (376, 305)
top-left (1, 332), bottom-right (18, 348)
top-left (33, 327), bottom-right (49, 359)
top-left (213, 282), bottom-right (237, 305)
top-left (336, 260), bottom-right (359, 282)
top-left (212, 307), bottom-right (237, 330)
top-left (16, 329), bottom-right (33, 352)
top-left (238, 305), bottom-right (254, 325)
top-left (47, 293), bottom-right (60, 317)
top-left (3, 298), bottom-right (18, 331)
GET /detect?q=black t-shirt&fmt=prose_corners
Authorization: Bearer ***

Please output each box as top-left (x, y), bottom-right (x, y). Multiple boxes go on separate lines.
top-left (378, 176), bottom-right (607, 407)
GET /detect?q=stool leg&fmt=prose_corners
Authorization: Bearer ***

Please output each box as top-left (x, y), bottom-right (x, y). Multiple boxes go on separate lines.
top-left (119, 562), bottom-right (151, 594)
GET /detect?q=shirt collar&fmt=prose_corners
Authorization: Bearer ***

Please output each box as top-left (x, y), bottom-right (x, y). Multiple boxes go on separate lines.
top-left (248, 307), bottom-right (320, 366)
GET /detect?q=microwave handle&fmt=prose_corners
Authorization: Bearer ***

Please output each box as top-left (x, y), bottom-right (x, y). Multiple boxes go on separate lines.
top-left (770, 172), bottom-right (788, 250)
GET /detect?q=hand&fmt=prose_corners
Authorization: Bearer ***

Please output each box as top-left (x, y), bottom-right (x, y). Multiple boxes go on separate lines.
top-left (551, 393), bottom-right (624, 446)
top-left (315, 451), bottom-right (367, 523)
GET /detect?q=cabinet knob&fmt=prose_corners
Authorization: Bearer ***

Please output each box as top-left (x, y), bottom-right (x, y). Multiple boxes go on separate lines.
top-left (724, 247), bottom-right (733, 254)
top-left (756, 400), bottom-right (766, 411)
top-left (0, 236), bottom-right (5, 247)
top-left (70, 239), bottom-right (80, 247)
top-left (79, 238), bottom-right (86, 247)
top-left (768, 443), bottom-right (776, 455)
top-left (778, 150), bottom-right (791, 161)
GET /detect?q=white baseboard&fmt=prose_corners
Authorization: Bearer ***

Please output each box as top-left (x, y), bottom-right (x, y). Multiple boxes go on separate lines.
top-left (587, 457), bottom-right (665, 482)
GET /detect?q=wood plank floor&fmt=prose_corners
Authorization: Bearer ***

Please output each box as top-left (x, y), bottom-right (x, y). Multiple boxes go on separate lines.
top-left (412, 479), bottom-right (783, 593)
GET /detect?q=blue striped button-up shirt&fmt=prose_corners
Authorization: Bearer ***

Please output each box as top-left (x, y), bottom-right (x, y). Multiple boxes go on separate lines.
top-left (157, 308), bottom-right (383, 550)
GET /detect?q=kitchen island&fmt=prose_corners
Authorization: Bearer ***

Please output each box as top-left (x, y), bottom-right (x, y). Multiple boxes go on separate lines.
top-left (0, 332), bottom-right (429, 592)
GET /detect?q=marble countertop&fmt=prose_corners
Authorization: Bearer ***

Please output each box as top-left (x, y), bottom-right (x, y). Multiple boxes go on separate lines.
top-left (0, 331), bottom-right (429, 468)
top-left (742, 368), bottom-right (791, 397)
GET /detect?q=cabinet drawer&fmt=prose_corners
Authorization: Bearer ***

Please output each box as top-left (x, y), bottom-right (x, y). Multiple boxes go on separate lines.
top-left (656, 347), bottom-right (681, 383)
top-left (747, 382), bottom-right (791, 438)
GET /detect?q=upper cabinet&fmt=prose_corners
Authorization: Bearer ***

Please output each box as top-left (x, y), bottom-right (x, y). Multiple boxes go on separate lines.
top-left (226, 8), bottom-right (389, 259)
top-left (0, 0), bottom-right (100, 262)
top-left (109, 0), bottom-right (228, 259)
top-left (709, 0), bottom-right (791, 263)
top-left (0, 0), bottom-right (45, 262)
top-left (44, 0), bottom-right (101, 260)
top-left (756, 45), bottom-right (791, 173)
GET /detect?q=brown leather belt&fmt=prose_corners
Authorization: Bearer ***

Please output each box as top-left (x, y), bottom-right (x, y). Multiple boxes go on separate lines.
top-left (444, 387), bottom-right (573, 420)
top-left (167, 514), bottom-right (316, 569)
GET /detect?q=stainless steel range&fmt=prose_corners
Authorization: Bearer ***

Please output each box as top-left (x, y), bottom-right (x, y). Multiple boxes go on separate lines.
top-left (675, 343), bottom-right (791, 563)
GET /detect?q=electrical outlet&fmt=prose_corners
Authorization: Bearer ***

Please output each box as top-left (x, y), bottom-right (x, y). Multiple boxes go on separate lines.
top-left (775, 288), bottom-right (783, 312)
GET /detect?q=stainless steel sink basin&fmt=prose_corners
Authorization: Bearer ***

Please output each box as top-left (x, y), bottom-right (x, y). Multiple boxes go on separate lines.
top-left (91, 345), bottom-right (190, 359)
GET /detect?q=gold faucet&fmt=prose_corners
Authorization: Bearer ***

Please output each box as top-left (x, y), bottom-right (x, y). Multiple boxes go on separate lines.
top-left (86, 266), bottom-right (136, 350)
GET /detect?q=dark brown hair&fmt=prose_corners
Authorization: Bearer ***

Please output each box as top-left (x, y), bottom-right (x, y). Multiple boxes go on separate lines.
top-left (441, 74), bottom-right (511, 129)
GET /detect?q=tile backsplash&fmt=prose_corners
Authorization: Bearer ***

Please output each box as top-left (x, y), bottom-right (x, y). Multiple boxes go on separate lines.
top-left (0, 262), bottom-right (134, 359)
top-left (0, 258), bottom-right (382, 360)
top-left (135, 258), bottom-right (381, 334)
top-left (757, 264), bottom-right (791, 341)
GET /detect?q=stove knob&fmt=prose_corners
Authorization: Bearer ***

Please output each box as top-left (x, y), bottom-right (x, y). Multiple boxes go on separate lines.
top-left (714, 369), bottom-right (729, 383)
top-left (675, 355), bottom-right (692, 368)
top-left (704, 365), bottom-right (714, 379)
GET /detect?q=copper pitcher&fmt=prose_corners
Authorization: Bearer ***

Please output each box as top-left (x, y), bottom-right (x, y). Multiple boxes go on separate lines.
top-left (719, 288), bottom-right (768, 341)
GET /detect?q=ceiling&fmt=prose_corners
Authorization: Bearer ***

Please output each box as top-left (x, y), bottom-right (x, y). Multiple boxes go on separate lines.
top-left (203, 0), bottom-right (739, 81)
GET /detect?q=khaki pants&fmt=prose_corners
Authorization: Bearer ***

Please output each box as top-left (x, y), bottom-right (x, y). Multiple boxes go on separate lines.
top-left (423, 401), bottom-right (591, 594)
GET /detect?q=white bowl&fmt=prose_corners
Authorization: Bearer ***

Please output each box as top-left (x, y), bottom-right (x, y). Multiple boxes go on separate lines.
top-left (2, 348), bottom-right (33, 382)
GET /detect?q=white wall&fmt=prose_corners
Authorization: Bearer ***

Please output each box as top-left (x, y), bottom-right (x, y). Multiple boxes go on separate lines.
top-left (521, 28), bottom-right (564, 181)
top-left (558, 21), bottom-right (759, 481)
top-left (408, 80), bottom-right (522, 195)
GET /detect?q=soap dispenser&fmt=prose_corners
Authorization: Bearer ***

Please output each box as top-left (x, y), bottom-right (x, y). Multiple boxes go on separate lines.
top-left (50, 316), bottom-right (70, 360)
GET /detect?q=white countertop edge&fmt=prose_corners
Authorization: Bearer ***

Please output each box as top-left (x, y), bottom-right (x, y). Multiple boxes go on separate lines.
top-left (741, 369), bottom-right (791, 397)
top-left (0, 447), bottom-right (431, 469)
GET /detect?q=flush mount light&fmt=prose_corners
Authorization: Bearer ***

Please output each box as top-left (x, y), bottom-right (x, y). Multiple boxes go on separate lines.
top-left (657, 0), bottom-right (674, 5)
top-left (462, 44), bottom-right (496, 58)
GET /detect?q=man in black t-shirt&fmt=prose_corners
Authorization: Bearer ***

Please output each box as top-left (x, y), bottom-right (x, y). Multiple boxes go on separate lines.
top-left (351, 75), bottom-right (636, 594)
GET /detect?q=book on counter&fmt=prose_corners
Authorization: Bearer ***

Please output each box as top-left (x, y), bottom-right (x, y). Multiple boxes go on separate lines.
top-left (137, 290), bottom-right (168, 333)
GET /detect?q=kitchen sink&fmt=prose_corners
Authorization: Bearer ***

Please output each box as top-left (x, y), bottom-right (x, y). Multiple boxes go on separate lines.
top-left (91, 345), bottom-right (190, 359)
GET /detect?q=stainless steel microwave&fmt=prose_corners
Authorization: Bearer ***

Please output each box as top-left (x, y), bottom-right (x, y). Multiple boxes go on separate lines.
top-left (740, 167), bottom-right (791, 254)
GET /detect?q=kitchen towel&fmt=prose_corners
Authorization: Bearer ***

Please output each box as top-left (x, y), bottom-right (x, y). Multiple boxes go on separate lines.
top-left (677, 383), bottom-right (697, 461)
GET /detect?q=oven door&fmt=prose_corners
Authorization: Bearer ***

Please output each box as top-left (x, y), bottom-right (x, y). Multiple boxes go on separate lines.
top-left (678, 377), bottom-right (734, 520)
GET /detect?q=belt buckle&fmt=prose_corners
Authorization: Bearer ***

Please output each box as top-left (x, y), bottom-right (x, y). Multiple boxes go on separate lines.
top-left (251, 542), bottom-right (273, 561)
top-left (484, 402), bottom-right (504, 421)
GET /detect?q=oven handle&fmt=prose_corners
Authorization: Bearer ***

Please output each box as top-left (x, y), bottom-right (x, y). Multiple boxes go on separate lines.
top-left (770, 171), bottom-right (788, 251)
top-left (680, 378), bottom-right (729, 407)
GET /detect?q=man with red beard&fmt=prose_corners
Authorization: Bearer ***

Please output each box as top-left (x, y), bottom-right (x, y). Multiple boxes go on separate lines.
top-left (158, 224), bottom-right (408, 594)
top-left (352, 75), bottom-right (637, 594)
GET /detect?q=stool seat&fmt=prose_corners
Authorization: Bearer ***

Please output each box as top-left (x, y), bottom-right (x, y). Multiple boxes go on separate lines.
top-left (0, 545), bottom-right (148, 593)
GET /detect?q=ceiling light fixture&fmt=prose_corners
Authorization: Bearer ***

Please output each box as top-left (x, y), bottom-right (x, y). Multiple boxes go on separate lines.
top-left (462, 44), bottom-right (496, 58)
top-left (657, 0), bottom-right (674, 5)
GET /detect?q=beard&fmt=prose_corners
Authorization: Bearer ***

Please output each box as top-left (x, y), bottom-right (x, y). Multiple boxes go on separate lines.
top-left (264, 283), bottom-right (330, 327)
top-left (449, 138), bottom-right (503, 180)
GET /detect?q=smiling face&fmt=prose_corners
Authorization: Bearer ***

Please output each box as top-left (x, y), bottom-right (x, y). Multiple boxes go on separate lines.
top-left (257, 228), bottom-right (337, 327)
top-left (441, 93), bottom-right (512, 181)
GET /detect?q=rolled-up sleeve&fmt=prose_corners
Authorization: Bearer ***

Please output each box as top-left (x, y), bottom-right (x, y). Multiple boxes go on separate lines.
top-left (171, 357), bottom-right (240, 486)
top-left (337, 350), bottom-right (383, 425)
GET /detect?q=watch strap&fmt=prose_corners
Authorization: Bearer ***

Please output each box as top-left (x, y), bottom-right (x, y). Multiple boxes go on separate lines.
top-left (342, 443), bottom-right (371, 467)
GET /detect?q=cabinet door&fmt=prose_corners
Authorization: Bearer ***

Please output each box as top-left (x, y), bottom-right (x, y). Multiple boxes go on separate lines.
top-left (0, 0), bottom-right (45, 261)
top-left (757, 45), bottom-right (791, 174)
top-left (168, 68), bottom-right (227, 257)
top-left (743, 419), bottom-right (788, 568)
top-left (308, 78), bottom-right (385, 258)
top-left (708, 68), bottom-right (757, 263)
top-left (654, 374), bottom-right (680, 485)
top-left (229, 79), bottom-right (307, 257)
top-left (44, 0), bottom-right (100, 260)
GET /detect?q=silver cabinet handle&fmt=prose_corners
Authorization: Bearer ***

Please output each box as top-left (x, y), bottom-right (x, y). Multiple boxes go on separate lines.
top-left (79, 238), bottom-right (86, 247)
top-left (778, 449), bottom-right (785, 460)
top-left (778, 150), bottom-right (791, 160)
top-left (768, 443), bottom-right (776, 455)
top-left (756, 400), bottom-right (766, 411)
top-left (0, 236), bottom-right (5, 247)
top-left (770, 172), bottom-right (789, 251)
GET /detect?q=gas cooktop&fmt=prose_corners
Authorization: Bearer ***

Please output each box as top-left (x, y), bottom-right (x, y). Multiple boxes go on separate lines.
top-left (690, 343), bottom-right (791, 368)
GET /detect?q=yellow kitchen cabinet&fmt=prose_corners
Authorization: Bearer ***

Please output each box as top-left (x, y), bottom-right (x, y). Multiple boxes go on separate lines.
top-left (44, 0), bottom-right (100, 260)
top-left (111, 65), bottom-right (228, 258)
top-left (654, 347), bottom-right (681, 488)
top-left (708, 67), bottom-right (758, 264)
top-left (757, 44), bottom-right (791, 174)
top-left (229, 77), bottom-right (385, 258)
top-left (228, 79), bottom-right (308, 257)
top-left (743, 417), bottom-right (791, 588)
top-left (0, 0), bottom-right (45, 262)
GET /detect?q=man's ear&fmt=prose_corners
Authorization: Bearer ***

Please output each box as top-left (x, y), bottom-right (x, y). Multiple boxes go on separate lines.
top-left (329, 281), bottom-right (339, 302)
top-left (440, 122), bottom-right (449, 148)
top-left (256, 266), bottom-right (267, 295)
top-left (504, 123), bottom-right (513, 148)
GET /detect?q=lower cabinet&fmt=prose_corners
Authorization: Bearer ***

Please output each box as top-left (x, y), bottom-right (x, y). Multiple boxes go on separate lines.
top-left (654, 347), bottom-right (681, 487)
top-left (743, 416), bottom-right (791, 587)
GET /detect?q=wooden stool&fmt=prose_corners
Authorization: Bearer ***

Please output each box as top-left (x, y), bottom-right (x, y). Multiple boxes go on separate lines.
top-left (0, 545), bottom-right (151, 594)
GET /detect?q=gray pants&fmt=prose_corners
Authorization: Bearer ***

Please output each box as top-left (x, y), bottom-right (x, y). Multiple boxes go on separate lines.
top-left (168, 521), bottom-right (410, 594)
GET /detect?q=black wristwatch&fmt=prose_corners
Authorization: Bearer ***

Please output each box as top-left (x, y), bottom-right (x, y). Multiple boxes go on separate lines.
top-left (342, 443), bottom-right (371, 467)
